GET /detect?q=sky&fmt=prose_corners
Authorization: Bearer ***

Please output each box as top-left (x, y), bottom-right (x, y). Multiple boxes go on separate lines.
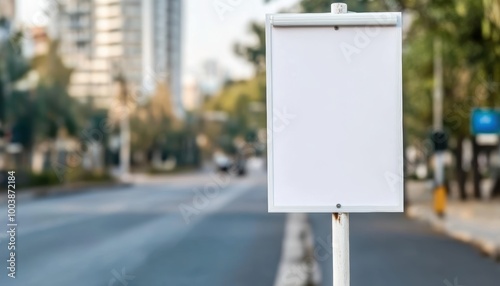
top-left (184, 0), bottom-right (299, 80)
top-left (16, 0), bottom-right (300, 81)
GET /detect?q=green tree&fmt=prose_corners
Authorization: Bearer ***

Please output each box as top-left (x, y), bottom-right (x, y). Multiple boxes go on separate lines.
top-left (203, 74), bottom-right (266, 153)
top-left (234, 22), bottom-right (266, 74)
top-left (31, 40), bottom-right (80, 141)
top-left (0, 31), bottom-right (30, 137)
top-left (131, 82), bottom-right (178, 153)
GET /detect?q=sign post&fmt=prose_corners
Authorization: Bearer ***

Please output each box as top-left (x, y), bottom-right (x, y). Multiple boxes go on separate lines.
top-left (332, 212), bottom-right (349, 285)
top-left (266, 2), bottom-right (403, 286)
top-left (331, 4), bottom-right (350, 286)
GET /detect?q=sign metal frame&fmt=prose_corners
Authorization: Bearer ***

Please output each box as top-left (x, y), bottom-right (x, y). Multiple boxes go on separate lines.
top-left (266, 11), bottom-right (404, 213)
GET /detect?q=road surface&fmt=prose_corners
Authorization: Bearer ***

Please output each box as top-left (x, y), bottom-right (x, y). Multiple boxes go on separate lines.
top-left (310, 212), bottom-right (500, 286)
top-left (0, 171), bottom-right (499, 285)
top-left (0, 172), bottom-right (284, 286)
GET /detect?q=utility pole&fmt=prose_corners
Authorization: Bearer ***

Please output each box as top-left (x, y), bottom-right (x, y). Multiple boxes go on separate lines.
top-left (116, 73), bottom-right (130, 179)
top-left (433, 39), bottom-right (443, 133)
top-left (433, 38), bottom-right (447, 216)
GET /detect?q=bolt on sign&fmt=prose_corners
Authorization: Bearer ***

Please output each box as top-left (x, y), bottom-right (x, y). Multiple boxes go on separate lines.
top-left (266, 12), bottom-right (404, 213)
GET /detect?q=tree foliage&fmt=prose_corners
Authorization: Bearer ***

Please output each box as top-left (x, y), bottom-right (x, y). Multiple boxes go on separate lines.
top-left (4, 38), bottom-right (83, 149)
top-left (131, 82), bottom-right (177, 151)
top-left (31, 40), bottom-right (80, 141)
top-left (234, 22), bottom-right (266, 74)
top-left (203, 74), bottom-right (266, 152)
top-left (401, 0), bottom-right (500, 144)
top-left (0, 31), bottom-right (30, 132)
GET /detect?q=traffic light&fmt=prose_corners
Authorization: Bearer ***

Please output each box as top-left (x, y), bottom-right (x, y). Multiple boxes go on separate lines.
top-left (431, 131), bottom-right (448, 152)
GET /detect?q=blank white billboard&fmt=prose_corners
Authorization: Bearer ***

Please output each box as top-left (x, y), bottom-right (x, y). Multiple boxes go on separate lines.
top-left (266, 12), bottom-right (404, 213)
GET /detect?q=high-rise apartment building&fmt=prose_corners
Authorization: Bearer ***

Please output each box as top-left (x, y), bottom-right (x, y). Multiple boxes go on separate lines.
top-left (56, 0), bottom-right (183, 117)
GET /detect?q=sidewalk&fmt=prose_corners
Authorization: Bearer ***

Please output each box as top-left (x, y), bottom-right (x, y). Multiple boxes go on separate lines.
top-left (406, 180), bottom-right (500, 261)
top-left (1, 181), bottom-right (131, 203)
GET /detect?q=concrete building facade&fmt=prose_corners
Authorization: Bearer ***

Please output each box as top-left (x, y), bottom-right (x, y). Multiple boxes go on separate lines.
top-left (56, 0), bottom-right (183, 116)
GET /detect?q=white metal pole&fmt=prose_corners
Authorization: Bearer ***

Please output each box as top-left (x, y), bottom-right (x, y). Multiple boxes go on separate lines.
top-left (332, 213), bottom-right (350, 286)
top-left (433, 38), bottom-right (445, 187)
top-left (331, 2), bottom-right (348, 14)
top-left (433, 38), bottom-right (443, 133)
top-left (120, 111), bottom-right (130, 178)
top-left (118, 77), bottom-right (130, 180)
top-left (330, 5), bottom-right (350, 286)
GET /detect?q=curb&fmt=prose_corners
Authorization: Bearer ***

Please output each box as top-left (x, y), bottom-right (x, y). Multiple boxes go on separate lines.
top-left (407, 206), bottom-right (500, 262)
top-left (1, 181), bottom-right (133, 203)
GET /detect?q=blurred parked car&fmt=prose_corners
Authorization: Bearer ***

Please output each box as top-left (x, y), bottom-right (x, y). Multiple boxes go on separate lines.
top-left (213, 151), bottom-right (232, 172)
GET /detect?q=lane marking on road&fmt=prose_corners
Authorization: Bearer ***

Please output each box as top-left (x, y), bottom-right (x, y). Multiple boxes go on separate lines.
top-left (274, 213), bottom-right (321, 286)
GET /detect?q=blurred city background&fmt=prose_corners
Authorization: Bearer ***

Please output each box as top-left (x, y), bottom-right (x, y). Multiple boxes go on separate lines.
top-left (0, 0), bottom-right (499, 285)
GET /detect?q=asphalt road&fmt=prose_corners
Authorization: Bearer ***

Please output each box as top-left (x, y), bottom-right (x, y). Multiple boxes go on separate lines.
top-left (1, 171), bottom-right (499, 286)
top-left (0, 172), bottom-right (285, 286)
top-left (310, 213), bottom-right (500, 286)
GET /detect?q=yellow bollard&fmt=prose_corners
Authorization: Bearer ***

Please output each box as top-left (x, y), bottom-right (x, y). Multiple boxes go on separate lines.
top-left (433, 185), bottom-right (447, 217)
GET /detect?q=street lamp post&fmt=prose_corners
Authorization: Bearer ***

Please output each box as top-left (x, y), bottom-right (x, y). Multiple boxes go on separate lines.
top-left (433, 38), bottom-right (447, 216)
top-left (113, 70), bottom-right (131, 179)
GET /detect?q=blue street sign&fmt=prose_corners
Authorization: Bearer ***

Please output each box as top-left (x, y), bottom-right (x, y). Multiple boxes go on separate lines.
top-left (471, 109), bottom-right (500, 135)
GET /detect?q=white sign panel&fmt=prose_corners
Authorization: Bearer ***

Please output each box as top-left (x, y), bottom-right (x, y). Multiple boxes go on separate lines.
top-left (266, 12), bottom-right (403, 213)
